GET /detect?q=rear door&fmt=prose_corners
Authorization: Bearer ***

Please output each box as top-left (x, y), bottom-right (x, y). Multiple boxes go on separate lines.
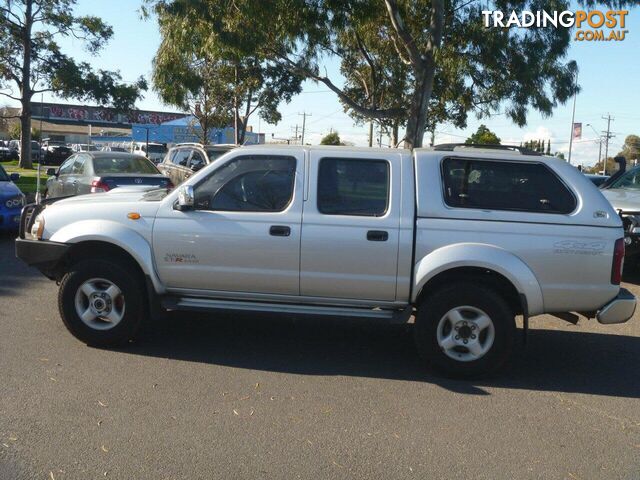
top-left (300, 151), bottom-right (402, 301)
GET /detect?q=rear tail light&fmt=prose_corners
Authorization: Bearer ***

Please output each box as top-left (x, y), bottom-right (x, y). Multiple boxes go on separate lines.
top-left (611, 238), bottom-right (625, 285)
top-left (90, 179), bottom-right (110, 193)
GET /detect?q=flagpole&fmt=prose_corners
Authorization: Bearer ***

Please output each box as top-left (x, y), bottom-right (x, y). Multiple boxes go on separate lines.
top-left (567, 71), bottom-right (578, 165)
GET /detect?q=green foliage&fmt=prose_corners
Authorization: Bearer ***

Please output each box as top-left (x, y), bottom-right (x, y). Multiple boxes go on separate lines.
top-left (150, 4), bottom-right (303, 144)
top-left (146, 0), bottom-right (636, 149)
top-left (465, 125), bottom-right (500, 145)
top-left (0, 0), bottom-right (147, 167)
top-left (320, 131), bottom-right (343, 145)
top-left (617, 135), bottom-right (640, 161)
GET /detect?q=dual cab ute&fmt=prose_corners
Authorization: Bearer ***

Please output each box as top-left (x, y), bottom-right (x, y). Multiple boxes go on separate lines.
top-left (16, 144), bottom-right (636, 376)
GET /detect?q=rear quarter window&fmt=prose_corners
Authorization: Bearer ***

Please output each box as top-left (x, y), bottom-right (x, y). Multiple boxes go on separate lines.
top-left (442, 157), bottom-right (576, 214)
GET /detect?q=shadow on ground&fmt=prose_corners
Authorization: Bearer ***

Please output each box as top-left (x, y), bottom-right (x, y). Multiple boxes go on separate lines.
top-left (0, 233), bottom-right (44, 298)
top-left (119, 310), bottom-right (640, 398)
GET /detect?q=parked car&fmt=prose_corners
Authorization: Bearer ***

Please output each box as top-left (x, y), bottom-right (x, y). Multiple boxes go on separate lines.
top-left (158, 143), bottom-right (235, 186)
top-left (600, 164), bottom-right (640, 260)
top-left (131, 142), bottom-right (167, 164)
top-left (0, 140), bottom-right (18, 161)
top-left (41, 140), bottom-right (72, 166)
top-left (71, 144), bottom-right (100, 153)
top-left (16, 144), bottom-right (635, 377)
top-left (585, 173), bottom-right (610, 187)
top-left (0, 165), bottom-right (25, 231)
top-left (44, 152), bottom-right (173, 199)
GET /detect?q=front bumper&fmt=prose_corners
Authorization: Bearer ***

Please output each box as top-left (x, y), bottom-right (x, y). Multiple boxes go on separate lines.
top-left (0, 209), bottom-right (22, 231)
top-left (15, 238), bottom-right (70, 275)
top-left (596, 288), bottom-right (636, 325)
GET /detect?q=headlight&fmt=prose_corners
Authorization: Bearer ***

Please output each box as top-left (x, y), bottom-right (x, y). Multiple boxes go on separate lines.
top-left (30, 215), bottom-right (45, 240)
top-left (5, 195), bottom-right (24, 209)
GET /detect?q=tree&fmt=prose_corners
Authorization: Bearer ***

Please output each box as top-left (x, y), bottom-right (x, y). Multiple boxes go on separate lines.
top-left (0, 1), bottom-right (147, 168)
top-left (617, 135), bottom-right (640, 161)
top-left (146, 0), bottom-right (633, 150)
top-left (465, 125), bottom-right (500, 145)
top-left (320, 131), bottom-right (343, 145)
top-left (150, 5), bottom-right (303, 145)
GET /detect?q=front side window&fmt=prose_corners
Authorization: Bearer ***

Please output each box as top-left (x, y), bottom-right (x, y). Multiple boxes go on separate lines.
top-left (317, 158), bottom-right (389, 216)
top-left (442, 157), bottom-right (576, 214)
top-left (71, 155), bottom-right (87, 174)
top-left (58, 157), bottom-right (76, 175)
top-left (194, 156), bottom-right (296, 212)
top-left (189, 151), bottom-right (206, 170)
top-left (172, 149), bottom-right (191, 166)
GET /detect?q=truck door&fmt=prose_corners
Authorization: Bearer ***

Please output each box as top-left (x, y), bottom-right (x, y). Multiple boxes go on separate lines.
top-left (153, 150), bottom-right (304, 296)
top-left (300, 151), bottom-right (402, 301)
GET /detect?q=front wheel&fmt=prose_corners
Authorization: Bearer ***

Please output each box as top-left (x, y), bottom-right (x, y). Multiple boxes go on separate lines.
top-left (58, 258), bottom-right (147, 346)
top-left (414, 283), bottom-right (515, 378)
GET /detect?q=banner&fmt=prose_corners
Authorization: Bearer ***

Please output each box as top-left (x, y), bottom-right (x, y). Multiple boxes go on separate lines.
top-left (572, 122), bottom-right (582, 139)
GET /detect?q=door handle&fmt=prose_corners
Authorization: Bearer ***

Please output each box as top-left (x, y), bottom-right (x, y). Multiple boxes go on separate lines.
top-left (269, 225), bottom-right (291, 237)
top-left (367, 230), bottom-right (388, 242)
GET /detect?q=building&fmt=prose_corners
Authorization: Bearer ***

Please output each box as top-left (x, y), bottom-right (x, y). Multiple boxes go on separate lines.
top-left (130, 116), bottom-right (265, 145)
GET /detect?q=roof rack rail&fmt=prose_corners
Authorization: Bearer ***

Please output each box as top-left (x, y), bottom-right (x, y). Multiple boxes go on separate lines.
top-left (432, 143), bottom-right (542, 156)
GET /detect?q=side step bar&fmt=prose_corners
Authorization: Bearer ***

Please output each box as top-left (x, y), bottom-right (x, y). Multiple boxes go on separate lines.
top-left (161, 296), bottom-right (413, 323)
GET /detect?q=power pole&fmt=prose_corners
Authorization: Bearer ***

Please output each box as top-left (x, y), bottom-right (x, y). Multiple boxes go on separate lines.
top-left (291, 124), bottom-right (299, 145)
top-left (567, 71), bottom-right (578, 165)
top-left (602, 114), bottom-right (615, 174)
top-left (299, 112), bottom-right (311, 145)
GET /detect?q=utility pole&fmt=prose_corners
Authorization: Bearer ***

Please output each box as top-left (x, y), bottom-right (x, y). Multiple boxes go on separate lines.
top-left (368, 121), bottom-right (374, 147)
top-left (567, 71), bottom-right (578, 165)
top-left (602, 114), bottom-right (614, 165)
top-left (299, 112), bottom-right (311, 145)
top-left (290, 124), bottom-right (300, 145)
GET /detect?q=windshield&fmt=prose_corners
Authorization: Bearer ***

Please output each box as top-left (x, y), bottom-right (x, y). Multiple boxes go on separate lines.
top-left (145, 144), bottom-right (166, 153)
top-left (608, 168), bottom-right (640, 189)
top-left (141, 189), bottom-right (170, 201)
top-left (93, 156), bottom-right (160, 174)
top-left (0, 165), bottom-right (9, 182)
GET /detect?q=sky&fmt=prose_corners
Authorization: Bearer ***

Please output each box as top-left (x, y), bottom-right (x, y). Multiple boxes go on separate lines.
top-left (14, 0), bottom-right (640, 167)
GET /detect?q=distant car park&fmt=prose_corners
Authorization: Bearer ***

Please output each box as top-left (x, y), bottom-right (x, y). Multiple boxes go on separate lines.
top-left (41, 140), bottom-right (73, 166)
top-left (71, 143), bottom-right (100, 153)
top-left (158, 143), bottom-right (235, 186)
top-left (44, 152), bottom-right (173, 199)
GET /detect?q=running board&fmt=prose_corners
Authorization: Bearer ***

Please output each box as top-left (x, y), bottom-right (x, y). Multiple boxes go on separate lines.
top-left (162, 297), bottom-right (413, 323)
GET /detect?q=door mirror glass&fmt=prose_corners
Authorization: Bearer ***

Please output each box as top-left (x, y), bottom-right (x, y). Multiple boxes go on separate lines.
top-left (176, 185), bottom-right (194, 211)
top-left (46, 168), bottom-right (57, 176)
top-left (9, 173), bottom-right (20, 181)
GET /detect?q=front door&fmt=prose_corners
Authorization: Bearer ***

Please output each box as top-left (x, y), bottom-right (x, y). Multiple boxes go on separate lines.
top-left (300, 152), bottom-right (402, 301)
top-left (153, 151), bottom-right (304, 296)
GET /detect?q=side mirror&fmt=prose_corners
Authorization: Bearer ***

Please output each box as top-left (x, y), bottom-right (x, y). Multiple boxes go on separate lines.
top-left (9, 173), bottom-right (20, 182)
top-left (176, 185), bottom-right (194, 211)
top-left (46, 168), bottom-right (57, 176)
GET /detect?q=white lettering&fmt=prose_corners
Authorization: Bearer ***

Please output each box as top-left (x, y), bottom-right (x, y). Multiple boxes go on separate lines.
top-left (481, 10), bottom-right (493, 27)
top-left (521, 11), bottom-right (535, 27)
top-left (558, 11), bottom-right (575, 27)
top-left (506, 10), bottom-right (521, 27)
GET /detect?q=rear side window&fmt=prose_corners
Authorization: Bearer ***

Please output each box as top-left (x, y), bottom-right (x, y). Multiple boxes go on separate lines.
top-left (442, 157), bottom-right (576, 214)
top-left (318, 158), bottom-right (389, 216)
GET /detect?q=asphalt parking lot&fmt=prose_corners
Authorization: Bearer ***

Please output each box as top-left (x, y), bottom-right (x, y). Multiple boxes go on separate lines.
top-left (1, 233), bottom-right (639, 480)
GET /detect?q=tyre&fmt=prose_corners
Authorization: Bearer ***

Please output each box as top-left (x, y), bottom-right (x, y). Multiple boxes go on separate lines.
top-left (414, 282), bottom-right (515, 378)
top-left (58, 258), bottom-right (147, 346)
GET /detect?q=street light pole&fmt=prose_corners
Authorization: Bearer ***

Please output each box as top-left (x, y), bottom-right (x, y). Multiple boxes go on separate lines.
top-left (567, 71), bottom-right (578, 165)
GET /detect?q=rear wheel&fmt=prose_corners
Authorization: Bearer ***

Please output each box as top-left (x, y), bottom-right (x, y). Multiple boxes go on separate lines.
top-left (414, 283), bottom-right (515, 377)
top-left (58, 258), bottom-right (147, 346)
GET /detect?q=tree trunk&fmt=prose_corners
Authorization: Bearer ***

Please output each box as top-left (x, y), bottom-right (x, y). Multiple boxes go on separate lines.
top-left (391, 121), bottom-right (399, 147)
top-left (403, 63), bottom-right (435, 150)
top-left (19, 0), bottom-right (34, 169)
